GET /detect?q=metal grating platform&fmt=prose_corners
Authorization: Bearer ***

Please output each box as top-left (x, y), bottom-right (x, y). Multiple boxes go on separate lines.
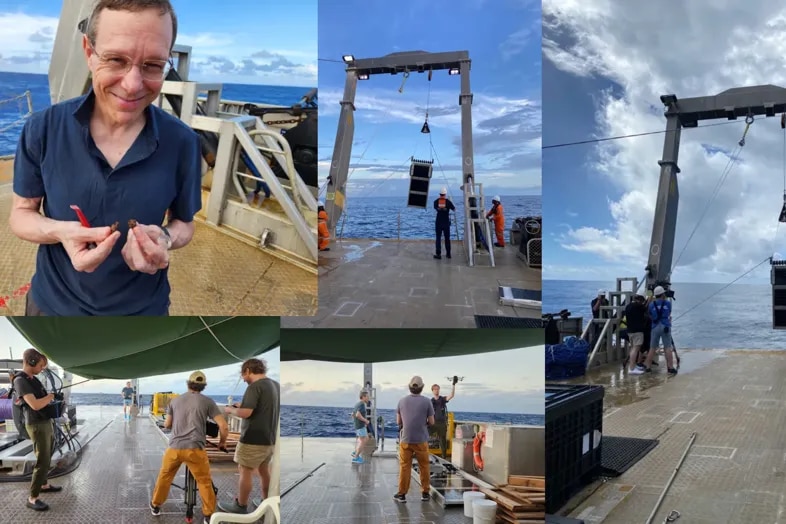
top-left (474, 315), bottom-right (542, 329)
top-left (280, 437), bottom-right (472, 523)
top-left (600, 436), bottom-right (659, 477)
top-left (0, 406), bottom-right (268, 523)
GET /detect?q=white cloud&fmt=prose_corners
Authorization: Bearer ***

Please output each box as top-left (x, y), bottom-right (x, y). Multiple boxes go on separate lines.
top-left (0, 13), bottom-right (58, 73)
top-left (544, 0), bottom-right (786, 282)
top-left (0, 14), bottom-right (316, 85)
top-left (318, 87), bottom-right (541, 190)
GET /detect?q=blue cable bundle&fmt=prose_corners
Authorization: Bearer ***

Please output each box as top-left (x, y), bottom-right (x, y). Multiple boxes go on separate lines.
top-left (545, 337), bottom-right (591, 379)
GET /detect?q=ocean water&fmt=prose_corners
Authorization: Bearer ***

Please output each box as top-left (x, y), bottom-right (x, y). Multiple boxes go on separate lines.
top-left (64, 394), bottom-right (543, 438)
top-left (69, 392), bottom-right (232, 407)
top-left (0, 72), bottom-right (537, 240)
top-left (336, 195), bottom-right (540, 240)
top-left (544, 279), bottom-right (785, 350)
top-left (280, 405), bottom-right (544, 438)
top-left (0, 71), bottom-right (313, 156)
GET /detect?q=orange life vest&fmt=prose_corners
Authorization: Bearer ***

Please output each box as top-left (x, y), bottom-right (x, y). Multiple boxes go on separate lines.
top-left (437, 197), bottom-right (447, 210)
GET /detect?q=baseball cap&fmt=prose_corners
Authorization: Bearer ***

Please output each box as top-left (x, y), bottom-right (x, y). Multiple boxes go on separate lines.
top-left (409, 375), bottom-right (424, 388)
top-left (189, 371), bottom-right (207, 384)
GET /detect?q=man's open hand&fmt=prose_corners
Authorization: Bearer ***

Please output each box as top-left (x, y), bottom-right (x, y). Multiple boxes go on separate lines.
top-left (121, 224), bottom-right (169, 274)
top-left (58, 222), bottom-right (120, 273)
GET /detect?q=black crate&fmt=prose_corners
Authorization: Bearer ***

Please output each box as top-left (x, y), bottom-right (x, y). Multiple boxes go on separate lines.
top-left (545, 384), bottom-right (604, 514)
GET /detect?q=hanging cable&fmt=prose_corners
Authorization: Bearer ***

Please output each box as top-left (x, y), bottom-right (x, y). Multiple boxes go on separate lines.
top-left (542, 120), bottom-right (742, 149)
top-left (672, 256), bottom-right (770, 323)
top-left (670, 117), bottom-right (753, 274)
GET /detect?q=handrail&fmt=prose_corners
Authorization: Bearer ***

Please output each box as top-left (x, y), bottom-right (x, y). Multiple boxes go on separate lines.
top-left (585, 317), bottom-right (613, 371)
top-left (231, 122), bottom-right (318, 261)
top-left (0, 90), bottom-right (33, 135)
top-left (253, 121), bottom-right (317, 211)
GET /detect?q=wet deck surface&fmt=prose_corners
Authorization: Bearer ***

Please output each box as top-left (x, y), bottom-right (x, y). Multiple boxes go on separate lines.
top-left (281, 436), bottom-right (468, 523)
top-left (0, 406), bottom-right (268, 523)
top-left (558, 350), bottom-right (786, 524)
top-left (0, 158), bottom-right (316, 316)
top-left (282, 238), bottom-right (540, 329)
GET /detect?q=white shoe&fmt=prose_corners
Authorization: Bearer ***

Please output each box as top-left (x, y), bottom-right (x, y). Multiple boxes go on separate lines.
top-left (629, 367), bottom-right (644, 375)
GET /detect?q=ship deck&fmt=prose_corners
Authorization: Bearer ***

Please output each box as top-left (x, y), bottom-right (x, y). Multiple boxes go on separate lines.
top-left (0, 405), bottom-right (269, 523)
top-left (0, 157), bottom-right (316, 316)
top-left (282, 238), bottom-right (540, 329)
top-left (555, 349), bottom-right (786, 524)
top-left (281, 436), bottom-right (469, 523)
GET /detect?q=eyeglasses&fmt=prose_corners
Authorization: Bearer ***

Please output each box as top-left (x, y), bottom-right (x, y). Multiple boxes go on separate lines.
top-left (89, 43), bottom-right (173, 81)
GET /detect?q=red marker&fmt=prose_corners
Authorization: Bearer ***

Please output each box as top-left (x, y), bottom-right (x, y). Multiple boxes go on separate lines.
top-left (69, 205), bottom-right (91, 228)
top-left (69, 205), bottom-right (97, 249)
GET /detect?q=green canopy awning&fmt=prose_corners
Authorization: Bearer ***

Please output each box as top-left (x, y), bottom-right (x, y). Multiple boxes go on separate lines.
top-left (280, 328), bottom-right (542, 362)
top-left (8, 317), bottom-right (280, 379)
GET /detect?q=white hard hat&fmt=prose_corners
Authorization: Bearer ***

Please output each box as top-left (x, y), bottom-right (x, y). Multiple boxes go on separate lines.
top-left (653, 285), bottom-right (665, 296)
top-left (597, 289), bottom-right (606, 295)
top-left (318, 201), bottom-right (325, 207)
top-left (493, 195), bottom-right (501, 202)
top-left (439, 187), bottom-right (447, 195)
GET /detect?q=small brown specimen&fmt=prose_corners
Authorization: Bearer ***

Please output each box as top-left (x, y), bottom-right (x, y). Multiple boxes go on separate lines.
top-left (128, 219), bottom-right (138, 228)
top-left (109, 221), bottom-right (120, 232)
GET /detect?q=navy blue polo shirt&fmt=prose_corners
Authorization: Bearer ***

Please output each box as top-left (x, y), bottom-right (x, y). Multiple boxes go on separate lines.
top-left (13, 90), bottom-right (202, 315)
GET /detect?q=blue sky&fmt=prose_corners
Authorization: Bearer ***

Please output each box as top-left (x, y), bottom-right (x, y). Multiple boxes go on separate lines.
top-left (281, 346), bottom-right (544, 415)
top-left (318, 0), bottom-right (541, 199)
top-left (542, 0), bottom-right (786, 284)
top-left (0, 319), bottom-right (280, 396)
top-left (0, 0), bottom-right (316, 86)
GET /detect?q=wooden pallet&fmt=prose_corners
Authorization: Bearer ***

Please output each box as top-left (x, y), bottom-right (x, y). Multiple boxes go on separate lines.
top-left (479, 475), bottom-right (545, 524)
top-left (206, 432), bottom-right (240, 461)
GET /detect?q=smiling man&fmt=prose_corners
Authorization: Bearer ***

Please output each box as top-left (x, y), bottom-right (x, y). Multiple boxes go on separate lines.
top-left (9, 0), bottom-right (201, 315)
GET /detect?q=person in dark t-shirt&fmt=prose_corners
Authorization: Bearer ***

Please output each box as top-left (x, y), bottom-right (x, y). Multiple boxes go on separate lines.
top-left (623, 294), bottom-right (649, 375)
top-left (121, 381), bottom-right (135, 420)
top-left (13, 348), bottom-right (62, 511)
top-left (430, 382), bottom-right (456, 459)
top-left (218, 358), bottom-right (280, 514)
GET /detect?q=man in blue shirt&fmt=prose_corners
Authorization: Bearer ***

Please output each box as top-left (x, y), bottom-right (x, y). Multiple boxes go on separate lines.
top-left (9, 0), bottom-right (201, 316)
top-left (121, 381), bottom-right (135, 421)
top-left (644, 286), bottom-right (678, 376)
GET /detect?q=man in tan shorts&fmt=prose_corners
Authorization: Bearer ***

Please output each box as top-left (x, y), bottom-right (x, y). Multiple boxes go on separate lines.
top-left (218, 358), bottom-right (280, 514)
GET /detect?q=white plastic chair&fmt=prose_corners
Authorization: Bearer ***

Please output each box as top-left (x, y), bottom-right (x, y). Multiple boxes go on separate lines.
top-left (209, 496), bottom-right (280, 524)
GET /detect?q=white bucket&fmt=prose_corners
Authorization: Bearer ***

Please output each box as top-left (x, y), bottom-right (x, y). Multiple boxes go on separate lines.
top-left (463, 491), bottom-right (486, 517)
top-left (472, 499), bottom-right (497, 524)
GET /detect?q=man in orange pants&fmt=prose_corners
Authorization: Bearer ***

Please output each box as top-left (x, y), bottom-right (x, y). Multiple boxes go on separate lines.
top-left (486, 196), bottom-right (505, 247)
top-left (150, 371), bottom-right (228, 524)
top-left (394, 376), bottom-right (435, 503)
top-left (318, 201), bottom-right (330, 251)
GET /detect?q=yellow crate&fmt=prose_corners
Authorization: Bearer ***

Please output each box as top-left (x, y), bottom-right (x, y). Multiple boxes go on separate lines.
top-left (151, 392), bottom-right (179, 416)
top-left (428, 412), bottom-right (455, 456)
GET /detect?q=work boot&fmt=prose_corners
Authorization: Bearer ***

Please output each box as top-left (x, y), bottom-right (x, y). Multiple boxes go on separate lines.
top-left (433, 254), bottom-right (441, 259)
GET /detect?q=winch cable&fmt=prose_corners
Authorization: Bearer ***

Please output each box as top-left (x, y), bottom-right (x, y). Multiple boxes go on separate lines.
top-left (670, 115), bottom-right (753, 275)
top-left (335, 74), bottom-right (435, 239)
top-left (671, 115), bottom-right (786, 323)
top-left (671, 255), bottom-right (770, 324)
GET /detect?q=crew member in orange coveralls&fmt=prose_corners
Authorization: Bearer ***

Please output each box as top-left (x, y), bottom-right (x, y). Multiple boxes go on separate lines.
top-left (318, 201), bottom-right (330, 251)
top-left (486, 196), bottom-right (505, 247)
